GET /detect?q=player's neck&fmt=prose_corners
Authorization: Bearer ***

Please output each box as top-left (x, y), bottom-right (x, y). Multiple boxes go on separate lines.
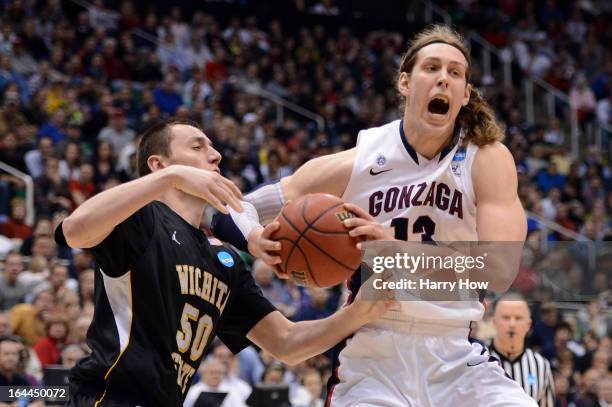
top-left (493, 337), bottom-right (525, 361)
top-left (403, 115), bottom-right (454, 159)
top-left (159, 190), bottom-right (205, 228)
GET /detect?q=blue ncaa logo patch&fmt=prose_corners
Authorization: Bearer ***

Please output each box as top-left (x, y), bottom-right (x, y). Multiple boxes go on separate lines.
top-left (452, 147), bottom-right (466, 161)
top-left (217, 251), bottom-right (234, 267)
top-left (376, 154), bottom-right (386, 166)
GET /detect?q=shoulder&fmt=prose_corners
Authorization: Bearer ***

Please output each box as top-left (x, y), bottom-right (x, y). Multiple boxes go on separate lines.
top-left (473, 141), bottom-right (514, 169)
top-left (472, 141), bottom-right (518, 199)
top-left (358, 119), bottom-right (401, 139)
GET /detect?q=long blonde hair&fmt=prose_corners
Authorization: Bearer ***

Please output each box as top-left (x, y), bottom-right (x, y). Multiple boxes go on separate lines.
top-left (398, 24), bottom-right (504, 145)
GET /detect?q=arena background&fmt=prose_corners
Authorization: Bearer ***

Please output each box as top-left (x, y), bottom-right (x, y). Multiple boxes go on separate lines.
top-left (0, 0), bottom-right (610, 405)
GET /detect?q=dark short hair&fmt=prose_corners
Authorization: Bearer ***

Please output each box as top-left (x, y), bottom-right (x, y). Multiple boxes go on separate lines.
top-left (137, 118), bottom-right (201, 177)
top-left (492, 292), bottom-right (529, 314)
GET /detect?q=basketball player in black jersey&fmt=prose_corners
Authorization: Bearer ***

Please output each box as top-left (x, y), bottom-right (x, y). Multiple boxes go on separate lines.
top-left (55, 119), bottom-right (395, 407)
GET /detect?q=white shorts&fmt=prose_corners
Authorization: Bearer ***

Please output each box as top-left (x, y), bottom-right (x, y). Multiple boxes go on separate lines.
top-left (327, 320), bottom-right (537, 407)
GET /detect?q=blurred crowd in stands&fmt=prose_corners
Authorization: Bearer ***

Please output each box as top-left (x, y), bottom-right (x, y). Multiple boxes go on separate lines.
top-left (0, 0), bottom-right (609, 406)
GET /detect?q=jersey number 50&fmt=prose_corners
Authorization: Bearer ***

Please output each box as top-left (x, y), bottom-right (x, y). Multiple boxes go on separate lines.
top-left (176, 303), bottom-right (213, 362)
top-left (391, 216), bottom-right (436, 242)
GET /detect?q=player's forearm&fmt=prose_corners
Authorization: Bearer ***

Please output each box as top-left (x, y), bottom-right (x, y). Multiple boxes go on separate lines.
top-left (62, 168), bottom-right (176, 248)
top-left (274, 303), bottom-right (370, 366)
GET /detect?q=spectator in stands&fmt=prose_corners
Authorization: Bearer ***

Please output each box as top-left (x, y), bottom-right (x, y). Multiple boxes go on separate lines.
top-left (0, 312), bottom-right (11, 336)
top-left (10, 288), bottom-right (54, 345)
top-left (37, 262), bottom-right (77, 298)
top-left (59, 140), bottom-right (82, 181)
top-left (92, 140), bottom-right (116, 187)
top-left (0, 132), bottom-right (27, 175)
top-left (597, 375), bottom-right (612, 407)
top-left (570, 75), bottom-right (597, 127)
top-left (0, 251), bottom-right (31, 310)
top-left (57, 290), bottom-right (81, 324)
top-left (24, 136), bottom-right (54, 179)
top-left (37, 108), bottom-right (67, 144)
top-left (77, 268), bottom-right (94, 310)
top-left (97, 107), bottom-right (135, 155)
top-left (212, 341), bottom-right (252, 402)
top-left (153, 73), bottom-right (183, 115)
top-left (536, 162), bottom-right (566, 194)
top-left (68, 162), bottom-right (96, 208)
top-left (293, 368), bottom-right (324, 407)
top-left (32, 314), bottom-right (69, 368)
top-left (252, 259), bottom-right (297, 318)
top-left (0, 335), bottom-right (29, 386)
top-left (183, 357), bottom-right (247, 407)
top-left (529, 302), bottom-right (558, 358)
top-left (30, 233), bottom-right (57, 264)
top-left (0, 197), bottom-right (32, 239)
top-left (577, 299), bottom-right (609, 339)
top-left (293, 288), bottom-right (336, 322)
top-left (60, 343), bottom-right (88, 369)
top-left (0, 93), bottom-right (30, 151)
top-left (34, 156), bottom-right (71, 216)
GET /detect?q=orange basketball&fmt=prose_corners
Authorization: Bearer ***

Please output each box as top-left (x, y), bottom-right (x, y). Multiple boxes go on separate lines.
top-left (271, 193), bottom-right (364, 287)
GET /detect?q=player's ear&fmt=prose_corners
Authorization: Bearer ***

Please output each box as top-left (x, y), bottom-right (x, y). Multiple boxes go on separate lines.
top-left (463, 83), bottom-right (472, 107)
top-left (147, 154), bottom-right (166, 172)
top-left (397, 72), bottom-right (410, 97)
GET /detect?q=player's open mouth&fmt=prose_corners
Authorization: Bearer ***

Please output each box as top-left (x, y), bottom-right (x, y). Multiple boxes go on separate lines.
top-left (427, 96), bottom-right (450, 117)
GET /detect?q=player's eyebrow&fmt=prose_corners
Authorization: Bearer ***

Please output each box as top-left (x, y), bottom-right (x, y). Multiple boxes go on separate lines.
top-left (421, 56), bottom-right (467, 67)
top-left (190, 135), bottom-right (209, 145)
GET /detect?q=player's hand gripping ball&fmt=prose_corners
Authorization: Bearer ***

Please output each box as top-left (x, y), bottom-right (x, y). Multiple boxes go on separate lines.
top-left (271, 193), bottom-right (364, 287)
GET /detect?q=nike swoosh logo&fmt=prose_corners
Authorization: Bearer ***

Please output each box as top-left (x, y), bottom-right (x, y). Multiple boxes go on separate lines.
top-left (370, 168), bottom-right (392, 176)
top-left (467, 360), bottom-right (484, 367)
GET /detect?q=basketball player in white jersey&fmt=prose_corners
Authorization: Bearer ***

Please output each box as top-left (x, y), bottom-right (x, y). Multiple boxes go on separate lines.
top-left (214, 25), bottom-right (536, 406)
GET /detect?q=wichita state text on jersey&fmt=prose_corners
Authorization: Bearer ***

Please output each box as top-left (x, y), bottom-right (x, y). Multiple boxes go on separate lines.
top-left (56, 201), bottom-right (275, 407)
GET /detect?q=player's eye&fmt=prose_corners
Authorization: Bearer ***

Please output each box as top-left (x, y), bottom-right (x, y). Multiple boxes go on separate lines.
top-left (193, 145), bottom-right (202, 150)
top-left (450, 69), bottom-right (460, 77)
top-left (426, 65), bottom-right (437, 72)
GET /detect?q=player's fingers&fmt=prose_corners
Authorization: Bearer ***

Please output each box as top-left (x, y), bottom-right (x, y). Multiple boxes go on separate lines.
top-left (260, 238), bottom-right (281, 252)
top-left (348, 225), bottom-right (380, 239)
top-left (342, 217), bottom-right (370, 229)
top-left (214, 183), bottom-right (243, 213)
top-left (210, 184), bottom-right (239, 213)
top-left (343, 203), bottom-right (375, 221)
top-left (261, 252), bottom-right (282, 265)
top-left (219, 177), bottom-right (244, 200)
top-left (272, 265), bottom-right (289, 279)
top-left (262, 221), bottom-right (281, 238)
top-left (203, 189), bottom-right (229, 214)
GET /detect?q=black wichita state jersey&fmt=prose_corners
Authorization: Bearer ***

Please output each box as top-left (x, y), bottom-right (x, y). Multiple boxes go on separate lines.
top-left (56, 201), bottom-right (275, 406)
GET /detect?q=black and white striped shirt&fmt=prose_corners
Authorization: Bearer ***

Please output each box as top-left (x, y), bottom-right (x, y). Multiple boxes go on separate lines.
top-left (489, 341), bottom-right (555, 407)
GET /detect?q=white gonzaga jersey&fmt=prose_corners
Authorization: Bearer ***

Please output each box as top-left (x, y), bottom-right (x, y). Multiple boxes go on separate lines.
top-left (342, 119), bottom-right (484, 322)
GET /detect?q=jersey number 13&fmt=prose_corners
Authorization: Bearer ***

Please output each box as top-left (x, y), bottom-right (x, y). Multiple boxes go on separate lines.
top-left (391, 216), bottom-right (436, 242)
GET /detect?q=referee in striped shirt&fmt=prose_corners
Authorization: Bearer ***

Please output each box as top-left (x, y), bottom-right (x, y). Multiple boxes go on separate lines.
top-left (488, 293), bottom-right (555, 406)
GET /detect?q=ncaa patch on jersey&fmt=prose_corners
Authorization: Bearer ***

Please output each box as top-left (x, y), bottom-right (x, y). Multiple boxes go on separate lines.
top-left (217, 251), bottom-right (235, 267)
top-left (452, 147), bottom-right (466, 161)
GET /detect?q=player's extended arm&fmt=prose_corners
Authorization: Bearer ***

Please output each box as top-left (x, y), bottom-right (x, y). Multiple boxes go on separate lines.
top-left (213, 148), bottom-right (356, 265)
top-left (472, 142), bottom-right (527, 242)
top-left (246, 289), bottom-right (394, 366)
top-left (472, 142), bottom-right (526, 290)
top-left (280, 147), bottom-right (356, 201)
top-left (62, 165), bottom-right (242, 248)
